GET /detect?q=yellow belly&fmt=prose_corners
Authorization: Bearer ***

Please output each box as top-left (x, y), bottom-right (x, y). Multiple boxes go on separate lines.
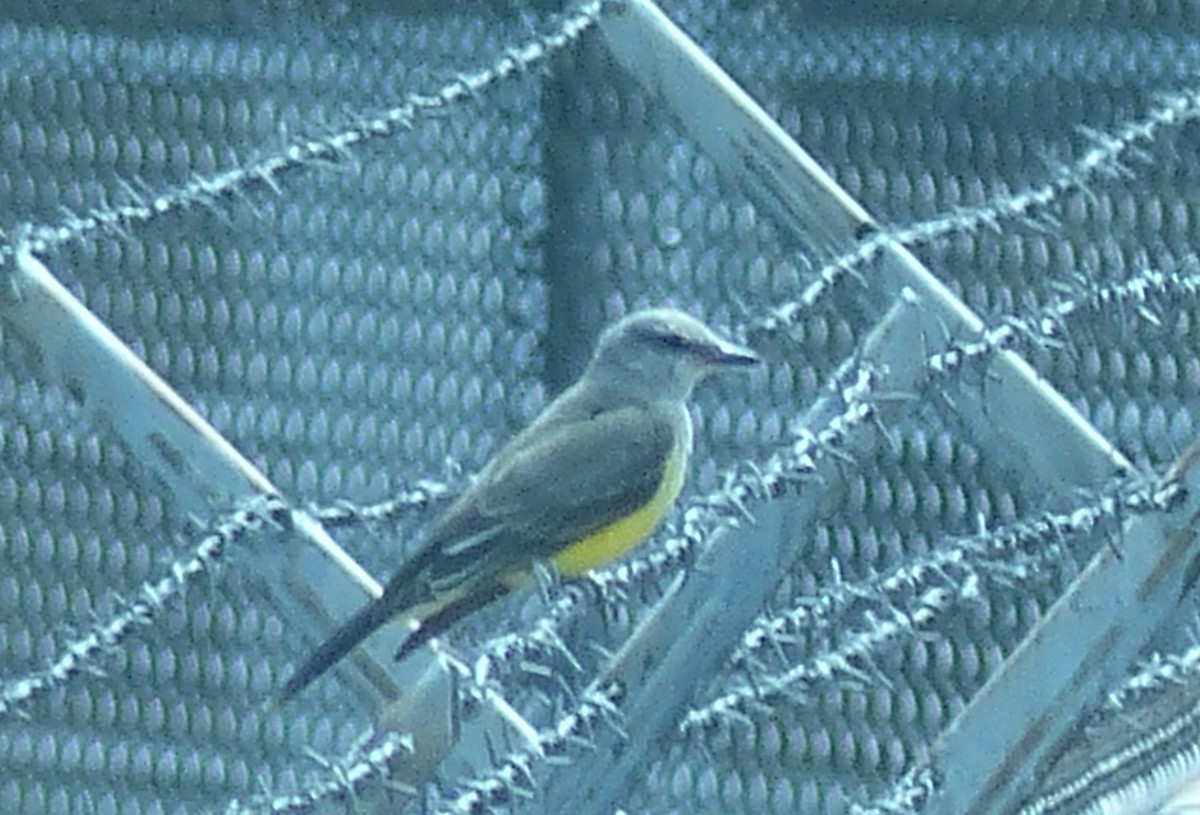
top-left (550, 439), bottom-right (687, 577)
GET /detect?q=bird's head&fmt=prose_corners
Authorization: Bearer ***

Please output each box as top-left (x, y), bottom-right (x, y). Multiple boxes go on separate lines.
top-left (588, 308), bottom-right (759, 401)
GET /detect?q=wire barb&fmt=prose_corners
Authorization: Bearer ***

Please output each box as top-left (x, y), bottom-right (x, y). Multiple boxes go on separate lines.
top-left (0, 493), bottom-right (288, 721)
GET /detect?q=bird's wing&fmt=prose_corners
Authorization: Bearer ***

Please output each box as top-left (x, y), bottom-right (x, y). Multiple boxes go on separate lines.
top-left (417, 403), bottom-right (676, 596)
top-left (277, 403), bottom-right (675, 702)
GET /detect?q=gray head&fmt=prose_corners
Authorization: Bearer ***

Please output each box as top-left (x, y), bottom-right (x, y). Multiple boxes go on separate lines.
top-left (586, 308), bottom-right (758, 401)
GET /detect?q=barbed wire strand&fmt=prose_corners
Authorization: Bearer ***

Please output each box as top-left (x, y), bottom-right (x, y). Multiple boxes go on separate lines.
top-left (0, 495), bottom-right (290, 721)
top-left (684, 470), bottom-right (1185, 734)
top-left (433, 682), bottom-right (625, 815)
top-left (750, 86), bottom-right (1200, 340)
top-left (0, 0), bottom-right (613, 267)
top-left (223, 731), bottom-right (412, 815)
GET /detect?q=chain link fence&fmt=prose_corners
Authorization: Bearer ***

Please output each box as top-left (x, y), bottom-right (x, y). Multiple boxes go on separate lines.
top-left (3, 2), bottom-right (1200, 814)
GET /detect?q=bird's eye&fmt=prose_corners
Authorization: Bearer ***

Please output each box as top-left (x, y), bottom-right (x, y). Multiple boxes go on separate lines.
top-left (628, 322), bottom-right (697, 353)
top-left (654, 332), bottom-right (693, 352)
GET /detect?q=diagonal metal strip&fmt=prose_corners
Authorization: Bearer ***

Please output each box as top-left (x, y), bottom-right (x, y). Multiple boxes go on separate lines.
top-left (599, 0), bottom-right (1129, 497)
top-left (0, 247), bottom-right (406, 708)
top-left (931, 444), bottom-right (1200, 815)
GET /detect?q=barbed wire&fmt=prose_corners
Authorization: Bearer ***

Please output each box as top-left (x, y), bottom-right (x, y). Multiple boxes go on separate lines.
top-left (0, 494), bottom-right (290, 721)
top-left (925, 259), bottom-right (1200, 378)
top-left (310, 477), bottom-right (456, 528)
top-left (432, 681), bottom-right (625, 815)
top-left (223, 731), bottom-right (412, 815)
top-left (685, 466), bottom-right (1184, 735)
top-left (749, 86), bottom-right (1200, 342)
top-left (1106, 642), bottom-right (1200, 713)
top-left (0, 0), bottom-right (614, 268)
top-left (851, 767), bottom-right (936, 815)
top-left (3, 2), bottom-right (1200, 814)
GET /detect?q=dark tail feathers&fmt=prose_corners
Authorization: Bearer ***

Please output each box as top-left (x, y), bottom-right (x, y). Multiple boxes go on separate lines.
top-left (277, 594), bottom-right (395, 703)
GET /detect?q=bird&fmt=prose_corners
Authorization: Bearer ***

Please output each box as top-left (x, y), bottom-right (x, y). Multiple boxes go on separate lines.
top-left (278, 307), bottom-right (759, 702)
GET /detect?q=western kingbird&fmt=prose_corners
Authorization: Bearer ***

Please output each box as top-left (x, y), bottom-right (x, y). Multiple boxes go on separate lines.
top-left (279, 307), bottom-right (758, 702)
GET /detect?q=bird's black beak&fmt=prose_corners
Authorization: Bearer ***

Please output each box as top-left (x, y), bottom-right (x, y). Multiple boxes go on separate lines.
top-left (707, 338), bottom-right (759, 368)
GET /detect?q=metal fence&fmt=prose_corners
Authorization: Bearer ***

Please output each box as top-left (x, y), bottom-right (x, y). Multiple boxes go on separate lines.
top-left (3, 2), bottom-right (1200, 814)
